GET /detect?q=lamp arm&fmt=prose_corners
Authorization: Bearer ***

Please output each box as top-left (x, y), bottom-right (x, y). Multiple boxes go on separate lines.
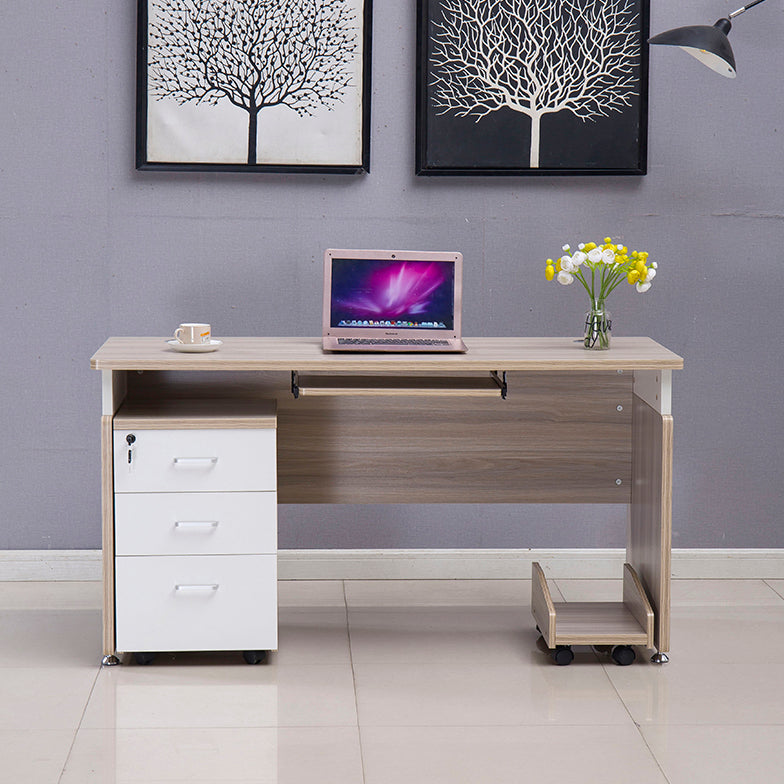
top-left (730, 0), bottom-right (769, 19)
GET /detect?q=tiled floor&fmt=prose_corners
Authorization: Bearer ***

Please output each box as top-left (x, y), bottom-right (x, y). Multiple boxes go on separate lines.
top-left (1, 577), bottom-right (783, 783)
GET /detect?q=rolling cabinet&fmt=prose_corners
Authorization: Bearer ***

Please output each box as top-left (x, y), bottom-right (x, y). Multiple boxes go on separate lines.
top-left (110, 397), bottom-right (277, 665)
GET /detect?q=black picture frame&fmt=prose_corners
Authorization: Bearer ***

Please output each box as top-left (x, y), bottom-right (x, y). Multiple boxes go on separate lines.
top-left (416, 0), bottom-right (649, 176)
top-left (136, 0), bottom-right (372, 174)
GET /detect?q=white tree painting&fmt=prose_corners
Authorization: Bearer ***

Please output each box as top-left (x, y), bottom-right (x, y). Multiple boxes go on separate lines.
top-left (429, 0), bottom-right (641, 169)
top-left (144, 0), bottom-right (363, 167)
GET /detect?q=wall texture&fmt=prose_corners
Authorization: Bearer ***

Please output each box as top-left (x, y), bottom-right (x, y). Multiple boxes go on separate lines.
top-left (1, 1), bottom-right (782, 550)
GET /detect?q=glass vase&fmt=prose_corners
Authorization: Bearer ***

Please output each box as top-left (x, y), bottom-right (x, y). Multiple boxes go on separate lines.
top-left (583, 299), bottom-right (612, 350)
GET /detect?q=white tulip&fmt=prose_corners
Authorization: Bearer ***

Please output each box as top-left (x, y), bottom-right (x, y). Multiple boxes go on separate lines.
top-left (560, 255), bottom-right (575, 272)
top-left (602, 248), bottom-right (616, 264)
top-left (571, 250), bottom-right (587, 266)
top-left (557, 271), bottom-right (575, 285)
top-left (636, 281), bottom-right (651, 293)
top-left (645, 268), bottom-right (657, 282)
top-left (587, 248), bottom-right (603, 264)
top-left (562, 244), bottom-right (571, 252)
top-left (652, 262), bottom-right (658, 269)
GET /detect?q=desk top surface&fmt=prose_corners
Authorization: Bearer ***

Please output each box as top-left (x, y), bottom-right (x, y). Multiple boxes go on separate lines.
top-left (91, 337), bottom-right (683, 372)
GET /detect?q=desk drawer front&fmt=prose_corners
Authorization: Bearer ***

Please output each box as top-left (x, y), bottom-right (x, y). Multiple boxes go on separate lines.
top-left (115, 554), bottom-right (277, 652)
top-left (114, 429), bottom-right (276, 493)
top-left (115, 492), bottom-right (277, 556)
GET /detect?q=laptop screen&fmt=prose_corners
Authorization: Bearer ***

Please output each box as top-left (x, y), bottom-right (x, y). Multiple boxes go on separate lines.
top-left (329, 256), bottom-right (455, 331)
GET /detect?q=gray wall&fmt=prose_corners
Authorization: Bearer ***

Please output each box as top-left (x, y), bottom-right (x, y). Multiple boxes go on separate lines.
top-left (2, 1), bottom-right (782, 551)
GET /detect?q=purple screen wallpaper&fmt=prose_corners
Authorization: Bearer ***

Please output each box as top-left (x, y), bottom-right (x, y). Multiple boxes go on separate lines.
top-left (330, 259), bottom-right (455, 329)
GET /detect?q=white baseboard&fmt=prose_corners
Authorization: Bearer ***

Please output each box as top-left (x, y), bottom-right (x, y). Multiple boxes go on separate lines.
top-left (2, 548), bottom-right (784, 581)
top-left (0, 550), bottom-right (104, 581)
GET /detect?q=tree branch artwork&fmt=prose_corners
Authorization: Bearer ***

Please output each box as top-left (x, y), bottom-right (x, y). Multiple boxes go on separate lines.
top-left (429, 0), bottom-right (640, 168)
top-left (147, 0), bottom-right (358, 165)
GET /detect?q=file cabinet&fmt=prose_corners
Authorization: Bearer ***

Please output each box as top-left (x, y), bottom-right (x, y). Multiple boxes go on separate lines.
top-left (111, 398), bottom-right (277, 664)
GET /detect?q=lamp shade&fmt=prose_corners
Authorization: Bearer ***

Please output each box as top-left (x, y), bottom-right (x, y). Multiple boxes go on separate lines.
top-left (649, 19), bottom-right (736, 78)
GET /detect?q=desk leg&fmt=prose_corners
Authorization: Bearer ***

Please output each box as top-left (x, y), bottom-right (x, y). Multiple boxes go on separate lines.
top-left (629, 393), bottom-right (673, 659)
top-left (101, 414), bottom-right (119, 665)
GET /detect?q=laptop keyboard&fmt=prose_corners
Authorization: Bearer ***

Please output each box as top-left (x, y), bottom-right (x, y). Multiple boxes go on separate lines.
top-left (337, 338), bottom-right (450, 346)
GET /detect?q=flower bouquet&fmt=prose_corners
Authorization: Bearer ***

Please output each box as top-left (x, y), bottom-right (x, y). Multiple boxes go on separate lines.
top-left (545, 237), bottom-right (657, 349)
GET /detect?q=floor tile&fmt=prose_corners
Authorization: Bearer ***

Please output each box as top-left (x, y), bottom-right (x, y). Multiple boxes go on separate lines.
top-left (555, 578), bottom-right (784, 606)
top-left (81, 662), bottom-right (358, 728)
top-left (344, 579), bottom-right (547, 607)
top-left (0, 729), bottom-right (75, 784)
top-left (666, 604), bottom-right (784, 663)
top-left (553, 579), bottom-right (622, 602)
top-left (0, 667), bottom-right (98, 729)
top-left (348, 606), bottom-right (533, 664)
top-left (606, 656), bottom-right (784, 725)
top-left (353, 657), bottom-right (631, 727)
top-left (276, 607), bottom-right (351, 665)
top-left (361, 725), bottom-right (668, 784)
top-left (0, 581), bottom-right (101, 611)
top-left (670, 579), bottom-right (784, 606)
top-left (278, 580), bottom-right (346, 608)
top-left (61, 726), bottom-right (364, 784)
top-left (642, 725), bottom-right (784, 784)
top-left (0, 608), bottom-right (101, 667)
top-left (765, 579), bottom-right (784, 600)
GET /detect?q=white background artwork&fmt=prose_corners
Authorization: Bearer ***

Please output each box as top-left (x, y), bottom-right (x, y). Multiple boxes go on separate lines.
top-left (144, 0), bottom-right (365, 167)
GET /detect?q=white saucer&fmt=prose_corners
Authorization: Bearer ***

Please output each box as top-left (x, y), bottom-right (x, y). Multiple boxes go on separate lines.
top-left (166, 339), bottom-right (223, 353)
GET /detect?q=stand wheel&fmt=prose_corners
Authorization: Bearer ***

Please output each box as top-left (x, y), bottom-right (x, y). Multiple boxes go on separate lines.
top-left (133, 652), bottom-right (156, 666)
top-left (611, 645), bottom-right (636, 666)
top-left (242, 650), bottom-right (267, 665)
top-left (552, 646), bottom-right (574, 666)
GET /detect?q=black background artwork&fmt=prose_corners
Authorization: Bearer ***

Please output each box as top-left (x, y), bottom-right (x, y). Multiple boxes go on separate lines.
top-left (416, 0), bottom-right (649, 176)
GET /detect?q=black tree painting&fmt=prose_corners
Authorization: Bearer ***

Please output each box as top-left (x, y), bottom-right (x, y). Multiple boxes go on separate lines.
top-left (146, 0), bottom-right (359, 165)
top-left (420, 0), bottom-right (647, 174)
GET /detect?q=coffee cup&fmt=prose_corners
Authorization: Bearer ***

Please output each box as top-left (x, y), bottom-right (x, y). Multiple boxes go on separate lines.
top-left (174, 323), bottom-right (211, 345)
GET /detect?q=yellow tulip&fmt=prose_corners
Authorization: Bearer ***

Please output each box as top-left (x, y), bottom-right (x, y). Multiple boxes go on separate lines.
top-left (628, 270), bottom-right (640, 284)
top-left (545, 265), bottom-right (555, 281)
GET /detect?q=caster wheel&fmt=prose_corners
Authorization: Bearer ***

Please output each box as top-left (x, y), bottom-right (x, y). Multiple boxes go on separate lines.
top-left (242, 650), bottom-right (267, 665)
top-left (133, 652), bottom-right (156, 666)
top-left (552, 646), bottom-right (574, 666)
top-left (611, 645), bottom-right (636, 666)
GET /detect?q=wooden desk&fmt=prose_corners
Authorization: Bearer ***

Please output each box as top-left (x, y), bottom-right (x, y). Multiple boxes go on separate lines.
top-left (92, 336), bottom-right (683, 663)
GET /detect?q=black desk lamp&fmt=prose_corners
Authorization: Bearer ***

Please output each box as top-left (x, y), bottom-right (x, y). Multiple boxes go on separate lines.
top-left (648, 0), bottom-right (770, 78)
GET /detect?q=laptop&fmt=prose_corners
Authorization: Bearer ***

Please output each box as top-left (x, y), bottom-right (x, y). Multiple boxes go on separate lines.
top-left (322, 249), bottom-right (467, 352)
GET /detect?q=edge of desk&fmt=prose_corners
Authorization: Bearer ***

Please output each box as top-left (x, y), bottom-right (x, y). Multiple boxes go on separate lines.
top-left (91, 337), bottom-right (684, 372)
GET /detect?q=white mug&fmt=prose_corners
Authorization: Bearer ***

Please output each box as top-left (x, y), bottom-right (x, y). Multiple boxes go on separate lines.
top-left (174, 323), bottom-right (211, 345)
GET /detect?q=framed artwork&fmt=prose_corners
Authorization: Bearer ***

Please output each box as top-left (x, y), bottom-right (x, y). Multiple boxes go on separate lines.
top-left (416, 0), bottom-right (649, 176)
top-left (136, 0), bottom-right (372, 173)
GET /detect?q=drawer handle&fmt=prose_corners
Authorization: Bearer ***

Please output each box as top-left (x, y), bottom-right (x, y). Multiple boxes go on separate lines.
top-left (174, 583), bottom-right (219, 593)
top-left (173, 457), bottom-right (219, 466)
top-left (174, 520), bottom-right (219, 530)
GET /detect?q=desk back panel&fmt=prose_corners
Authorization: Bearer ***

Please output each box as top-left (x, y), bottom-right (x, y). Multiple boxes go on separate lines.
top-left (124, 369), bottom-right (633, 504)
top-left (276, 371), bottom-right (633, 504)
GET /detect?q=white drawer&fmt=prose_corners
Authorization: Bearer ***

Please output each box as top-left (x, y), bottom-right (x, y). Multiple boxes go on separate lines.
top-left (114, 429), bottom-right (276, 493)
top-left (115, 554), bottom-right (277, 653)
top-left (114, 492), bottom-right (277, 556)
